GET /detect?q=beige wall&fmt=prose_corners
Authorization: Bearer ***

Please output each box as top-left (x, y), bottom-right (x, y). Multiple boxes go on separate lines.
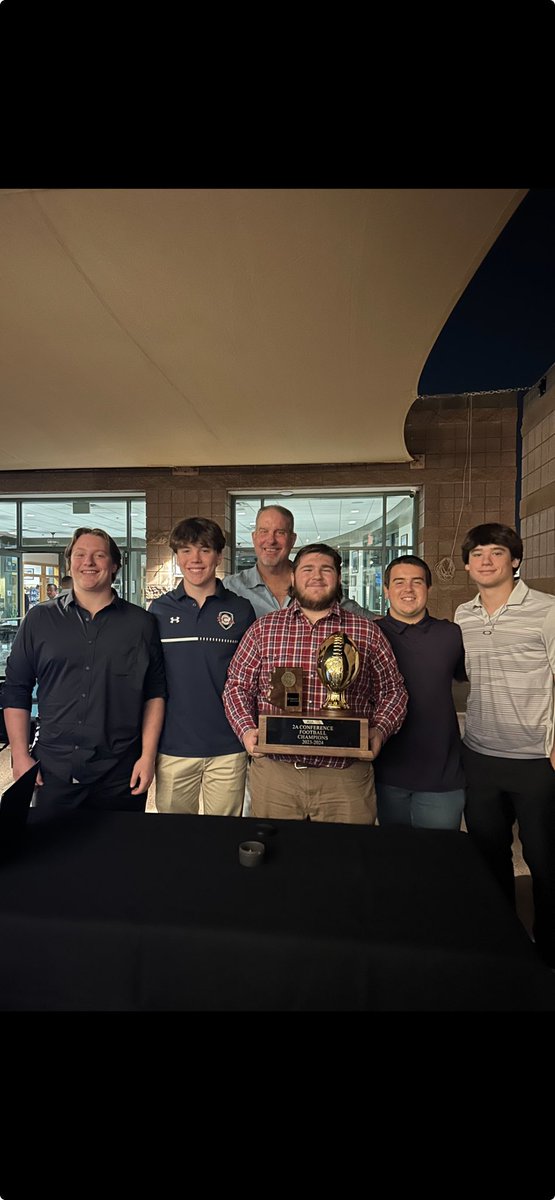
top-left (0, 389), bottom-right (525, 621)
top-left (519, 365), bottom-right (555, 594)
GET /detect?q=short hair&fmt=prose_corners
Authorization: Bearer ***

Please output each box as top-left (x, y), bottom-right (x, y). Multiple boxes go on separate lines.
top-left (169, 517), bottom-right (225, 554)
top-left (385, 555), bottom-right (432, 588)
top-left (65, 527), bottom-right (122, 577)
top-left (292, 543), bottom-right (342, 573)
top-left (255, 504), bottom-right (295, 531)
top-left (60, 575), bottom-right (72, 589)
top-left (461, 523), bottom-right (523, 572)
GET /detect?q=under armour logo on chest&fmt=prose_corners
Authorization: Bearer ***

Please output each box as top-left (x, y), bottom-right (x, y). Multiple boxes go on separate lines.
top-left (170, 616), bottom-right (180, 623)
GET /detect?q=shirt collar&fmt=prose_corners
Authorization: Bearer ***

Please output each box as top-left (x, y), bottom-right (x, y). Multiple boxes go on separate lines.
top-left (471, 578), bottom-right (529, 610)
top-left (382, 609), bottom-right (432, 634)
top-left (60, 586), bottom-right (121, 611)
top-left (174, 578), bottom-right (225, 603)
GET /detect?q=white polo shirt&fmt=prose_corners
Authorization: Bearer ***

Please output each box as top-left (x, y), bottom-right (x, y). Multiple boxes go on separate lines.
top-left (455, 578), bottom-right (555, 759)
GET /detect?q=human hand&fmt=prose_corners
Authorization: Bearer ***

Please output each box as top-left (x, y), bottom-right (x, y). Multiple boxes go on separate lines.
top-left (367, 726), bottom-right (384, 761)
top-left (12, 752), bottom-right (43, 786)
top-left (243, 728), bottom-right (265, 757)
top-left (130, 755), bottom-right (156, 794)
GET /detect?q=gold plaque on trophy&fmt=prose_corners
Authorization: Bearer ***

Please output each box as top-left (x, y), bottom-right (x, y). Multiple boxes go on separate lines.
top-left (257, 634), bottom-right (369, 758)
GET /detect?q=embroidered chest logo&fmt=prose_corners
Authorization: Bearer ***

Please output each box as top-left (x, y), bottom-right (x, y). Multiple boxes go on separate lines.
top-left (170, 616), bottom-right (180, 624)
top-left (217, 611), bottom-right (235, 630)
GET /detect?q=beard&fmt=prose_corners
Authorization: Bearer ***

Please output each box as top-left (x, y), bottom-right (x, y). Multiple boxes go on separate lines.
top-left (291, 582), bottom-right (342, 611)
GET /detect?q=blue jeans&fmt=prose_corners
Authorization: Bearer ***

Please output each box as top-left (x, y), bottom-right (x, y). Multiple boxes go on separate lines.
top-left (376, 784), bottom-right (465, 830)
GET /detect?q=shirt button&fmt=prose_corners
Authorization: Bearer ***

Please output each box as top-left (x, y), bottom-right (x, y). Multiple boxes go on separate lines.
top-left (74, 745), bottom-right (79, 750)
top-left (81, 693), bottom-right (86, 698)
top-left (85, 666), bottom-right (90, 671)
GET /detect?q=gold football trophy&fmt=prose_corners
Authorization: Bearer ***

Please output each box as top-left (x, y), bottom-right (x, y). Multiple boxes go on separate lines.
top-left (257, 631), bottom-right (368, 757)
top-left (317, 632), bottom-right (360, 710)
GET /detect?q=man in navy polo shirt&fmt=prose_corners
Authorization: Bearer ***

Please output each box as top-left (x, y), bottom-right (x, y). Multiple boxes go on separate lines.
top-left (149, 518), bottom-right (256, 816)
top-left (374, 555), bottom-right (467, 830)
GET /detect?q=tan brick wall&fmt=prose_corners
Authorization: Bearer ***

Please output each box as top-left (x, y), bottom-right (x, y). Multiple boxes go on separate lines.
top-left (520, 366), bottom-right (555, 594)
top-left (0, 391), bottom-right (523, 619)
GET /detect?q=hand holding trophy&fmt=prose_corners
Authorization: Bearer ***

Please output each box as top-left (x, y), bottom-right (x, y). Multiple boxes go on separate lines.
top-left (258, 631), bottom-right (369, 757)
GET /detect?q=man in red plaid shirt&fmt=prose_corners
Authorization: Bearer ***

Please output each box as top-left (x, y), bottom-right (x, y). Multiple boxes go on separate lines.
top-left (223, 543), bottom-right (408, 823)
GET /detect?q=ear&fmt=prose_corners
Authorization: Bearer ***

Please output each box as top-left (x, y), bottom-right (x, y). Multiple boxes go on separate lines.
top-left (291, 531), bottom-right (297, 546)
top-left (464, 562), bottom-right (470, 573)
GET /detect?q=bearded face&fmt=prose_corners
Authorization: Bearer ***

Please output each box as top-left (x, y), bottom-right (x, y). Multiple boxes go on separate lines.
top-left (291, 553), bottom-right (342, 611)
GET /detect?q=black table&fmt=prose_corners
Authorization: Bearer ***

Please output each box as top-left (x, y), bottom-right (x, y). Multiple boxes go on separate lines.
top-left (0, 810), bottom-right (554, 1011)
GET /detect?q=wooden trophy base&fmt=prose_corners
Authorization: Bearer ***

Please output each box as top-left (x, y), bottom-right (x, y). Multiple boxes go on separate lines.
top-left (257, 712), bottom-right (369, 758)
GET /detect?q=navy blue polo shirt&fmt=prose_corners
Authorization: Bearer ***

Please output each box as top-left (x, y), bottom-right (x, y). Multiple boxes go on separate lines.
top-left (374, 611), bottom-right (466, 791)
top-left (149, 580), bottom-right (256, 758)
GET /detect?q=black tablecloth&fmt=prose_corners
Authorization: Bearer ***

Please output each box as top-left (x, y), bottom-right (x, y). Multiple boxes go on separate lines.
top-left (0, 810), bottom-right (554, 1010)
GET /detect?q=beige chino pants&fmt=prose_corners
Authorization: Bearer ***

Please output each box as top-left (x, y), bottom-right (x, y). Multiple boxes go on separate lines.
top-left (249, 756), bottom-right (377, 824)
top-left (155, 751), bottom-right (247, 816)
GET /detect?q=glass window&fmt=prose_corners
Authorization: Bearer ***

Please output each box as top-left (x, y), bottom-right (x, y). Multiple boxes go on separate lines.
top-left (0, 502), bottom-right (17, 549)
top-left (231, 492), bottom-right (416, 614)
top-left (2, 496), bottom-right (146, 614)
top-left (21, 498), bottom-right (129, 547)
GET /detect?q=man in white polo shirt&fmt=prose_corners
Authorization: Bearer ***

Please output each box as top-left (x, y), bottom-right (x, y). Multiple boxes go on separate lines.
top-left (455, 522), bottom-right (555, 969)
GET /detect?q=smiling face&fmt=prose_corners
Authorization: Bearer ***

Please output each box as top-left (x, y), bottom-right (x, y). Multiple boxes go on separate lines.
top-left (69, 533), bottom-right (117, 596)
top-left (291, 551), bottom-right (341, 612)
top-left (176, 541), bottom-right (221, 592)
top-left (252, 508), bottom-right (296, 570)
top-left (464, 543), bottom-right (519, 591)
top-left (385, 563), bottom-right (429, 623)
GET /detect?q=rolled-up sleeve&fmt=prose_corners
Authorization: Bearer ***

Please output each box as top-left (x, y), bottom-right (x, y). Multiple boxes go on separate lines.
top-left (1, 618), bottom-right (37, 711)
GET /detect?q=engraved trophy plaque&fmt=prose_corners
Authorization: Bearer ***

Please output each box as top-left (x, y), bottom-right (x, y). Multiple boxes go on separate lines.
top-left (257, 633), bottom-right (369, 758)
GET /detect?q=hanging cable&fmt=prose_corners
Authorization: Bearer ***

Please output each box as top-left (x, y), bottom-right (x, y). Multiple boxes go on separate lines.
top-left (434, 396), bottom-right (473, 582)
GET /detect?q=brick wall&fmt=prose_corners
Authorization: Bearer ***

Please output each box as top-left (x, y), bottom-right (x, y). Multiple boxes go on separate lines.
top-left (520, 365), bottom-right (555, 594)
top-left (0, 390), bottom-right (522, 619)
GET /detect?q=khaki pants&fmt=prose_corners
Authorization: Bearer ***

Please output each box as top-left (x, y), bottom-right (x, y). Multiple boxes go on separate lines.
top-left (155, 751), bottom-right (247, 816)
top-left (249, 756), bottom-right (377, 824)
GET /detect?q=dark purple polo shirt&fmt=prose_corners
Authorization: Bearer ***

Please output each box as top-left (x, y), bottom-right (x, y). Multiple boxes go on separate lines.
top-left (374, 611), bottom-right (466, 792)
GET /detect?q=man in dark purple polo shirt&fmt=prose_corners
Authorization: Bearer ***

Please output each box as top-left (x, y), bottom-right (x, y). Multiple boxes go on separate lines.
top-left (374, 555), bottom-right (467, 830)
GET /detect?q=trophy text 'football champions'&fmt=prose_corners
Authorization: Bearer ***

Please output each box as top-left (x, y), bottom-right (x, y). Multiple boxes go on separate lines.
top-left (257, 631), bottom-right (369, 757)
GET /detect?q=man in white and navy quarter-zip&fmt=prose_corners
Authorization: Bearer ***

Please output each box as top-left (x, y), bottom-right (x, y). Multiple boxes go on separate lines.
top-left (149, 518), bottom-right (256, 816)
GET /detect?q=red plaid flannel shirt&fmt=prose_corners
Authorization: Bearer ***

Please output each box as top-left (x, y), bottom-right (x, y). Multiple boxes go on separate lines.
top-left (223, 599), bottom-right (408, 768)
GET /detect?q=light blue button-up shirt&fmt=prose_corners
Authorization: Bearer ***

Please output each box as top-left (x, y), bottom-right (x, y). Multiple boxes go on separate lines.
top-left (222, 564), bottom-right (379, 620)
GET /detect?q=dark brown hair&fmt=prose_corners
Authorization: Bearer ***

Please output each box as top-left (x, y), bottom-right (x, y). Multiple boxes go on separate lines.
top-left (169, 517), bottom-right (225, 554)
top-left (461, 523), bottom-right (523, 573)
top-left (385, 555), bottom-right (432, 588)
top-left (292, 543), bottom-right (342, 573)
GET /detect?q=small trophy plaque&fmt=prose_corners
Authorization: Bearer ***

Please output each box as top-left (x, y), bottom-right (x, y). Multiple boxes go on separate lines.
top-left (257, 633), bottom-right (369, 758)
top-left (266, 667), bottom-right (306, 714)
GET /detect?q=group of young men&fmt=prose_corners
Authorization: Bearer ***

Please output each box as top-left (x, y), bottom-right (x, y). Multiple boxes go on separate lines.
top-left (1, 505), bottom-right (554, 968)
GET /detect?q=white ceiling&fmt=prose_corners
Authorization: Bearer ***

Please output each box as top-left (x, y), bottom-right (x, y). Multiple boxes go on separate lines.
top-left (0, 188), bottom-right (526, 472)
